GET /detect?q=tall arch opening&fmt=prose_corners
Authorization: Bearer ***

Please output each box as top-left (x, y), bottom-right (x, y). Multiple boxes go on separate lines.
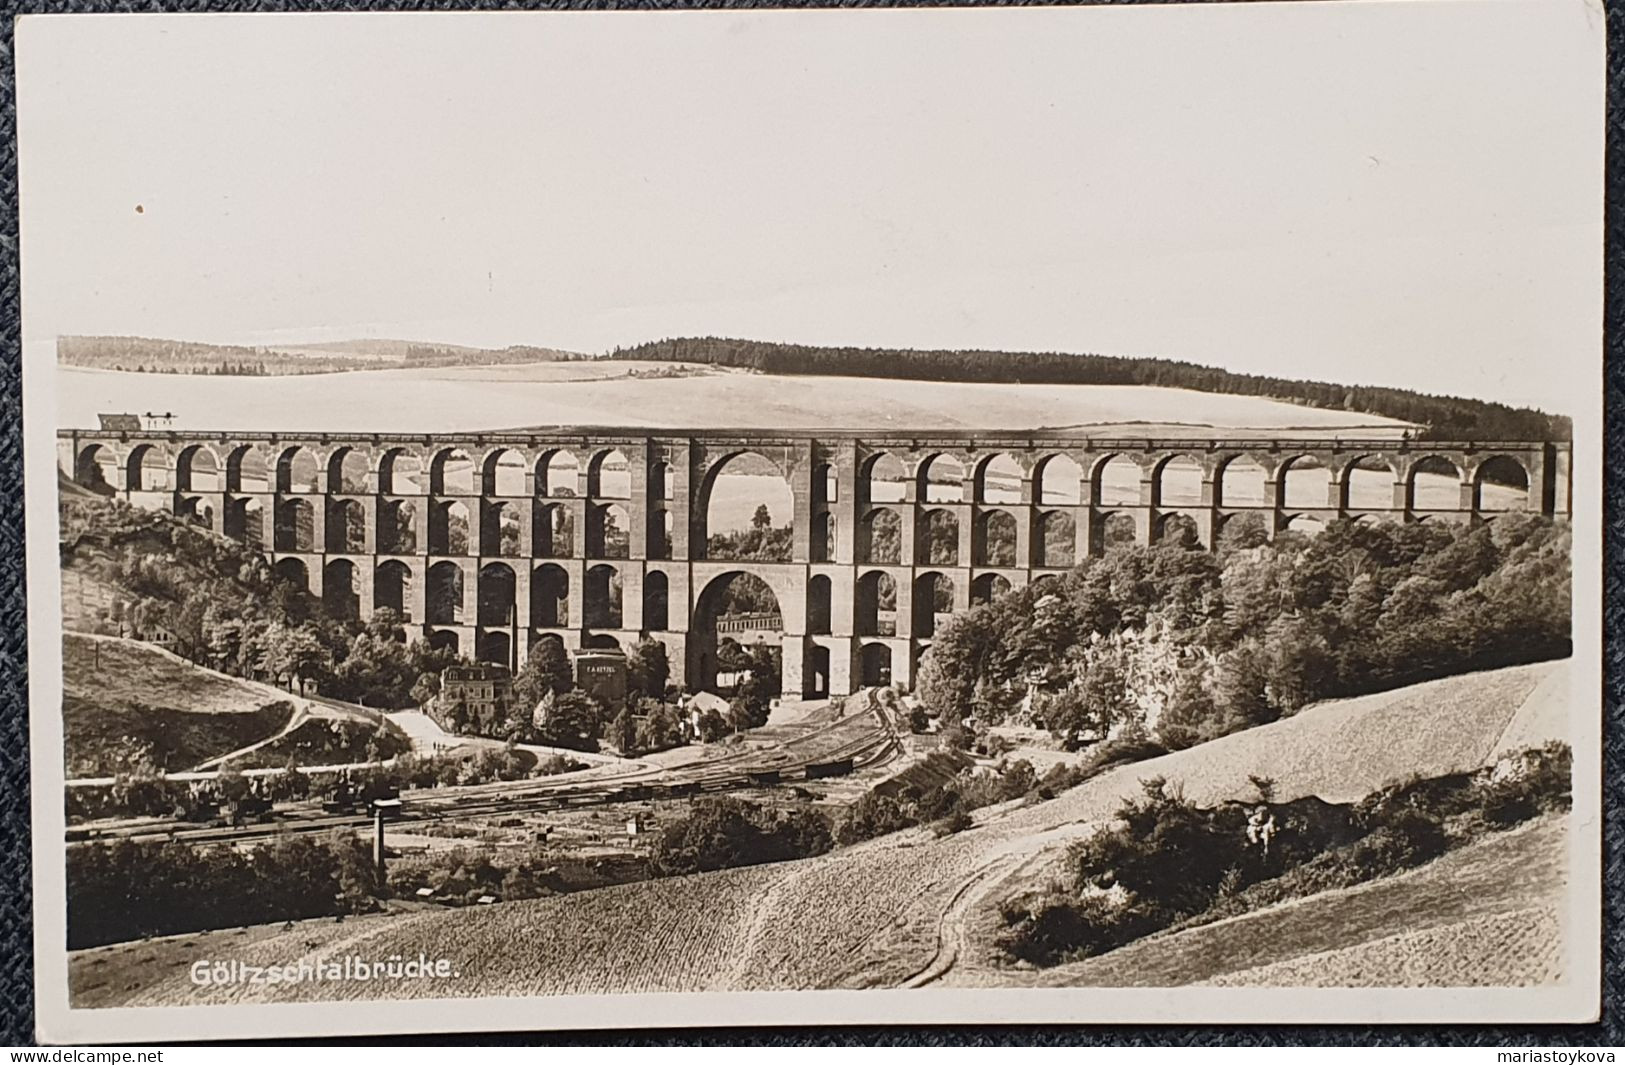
top-left (585, 564), bottom-right (623, 629)
top-left (481, 500), bottom-right (522, 557)
top-left (225, 496), bottom-right (265, 549)
top-left (808, 574), bottom-right (832, 635)
top-left (378, 499), bottom-right (418, 554)
top-left (702, 452), bottom-right (792, 561)
top-left (225, 446), bottom-right (268, 494)
top-left (977, 510), bottom-right (1017, 566)
top-left (813, 512), bottom-right (836, 563)
top-left (917, 454), bottom-right (966, 504)
top-left (377, 449), bottom-right (423, 496)
top-left (430, 448), bottom-right (476, 495)
top-left (976, 453), bottom-right (1023, 505)
top-left (533, 502), bottom-right (574, 558)
top-left (276, 447), bottom-right (319, 494)
top-left (73, 444), bottom-right (117, 495)
top-left (1094, 455), bottom-right (1142, 507)
top-left (536, 450), bottom-right (580, 497)
top-left (1039, 510), bottom-right (1076, 567)
top-left (326, 498), bottom-right (366, 554)
top-left (643, 570), bottom-right (669, 631)
top-left (913, 572), bottom-right (955, 638)
top-left (1036, 454), bottom-right (1083, 506)
top-left (1217, 455), bottom-right (1269, 507)
top-left (971, 572), bottom-right (1012, 604)
top-left (861, 508), bottom-right (902, 565)
top-left (274, 498), bottom-right (315, 552)
top-left (918, 508), bottom-right (959, 566)
top-left (323, 559), bottom-right (360, 620)
top-left (176, 445), bottom-right (220, 493)
top-left (531, 564), bottom-right (570, 628)
top-left (860, 643), bottom-right (893, 687)
top-left (1410, 455), bottom-right (1464, 510)
top-left (692, 571), bottom-right (784, 695)
top-left (429, 500), bottom-right (471, 555)
top-left (125, 444), bottom-right (167, 495)
top-left (1154, 455), bottom-right (1203, 507)
top-left (272, 557), bottom-right (310, 595)
top-left (426, 562), bottom-right (465, 625)
top-left (589, 503), bottom-right (631, 559)
top-left (1474, 455), bottom-right (1531, 512)
top-left (374, 560), bottom-right (413, 620)
top-left (587, 449), bottom-right (631, 499)
top-left (1341, 454), bottom-right (1396, 510)
top-left (1280, 456), bottom-right (1330, 510)
top-left (328, 447), bottom-right (369, 494)
top-left (482, 448), bottom-right (527, 496)
top-left (478, 563), bottom-right (517, 627)
top-left (856, 571), bottom-right (897, 637)
top-left (1095, 511), bottom-right (1138, 554)
top-left (861, 453), bottom-right (907, 505)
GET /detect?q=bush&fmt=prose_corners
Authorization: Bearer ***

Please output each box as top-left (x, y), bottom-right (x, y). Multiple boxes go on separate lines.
top-left (836, 791), bottom-right (916, 845)
top-left (933, 808), bottom-right (975, 837)
top-left (651, 797), bottom-right (832, 876)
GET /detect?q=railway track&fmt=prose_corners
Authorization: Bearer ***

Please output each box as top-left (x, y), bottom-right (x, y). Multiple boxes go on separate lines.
top-left (69, 691), bottom-right (904, 848)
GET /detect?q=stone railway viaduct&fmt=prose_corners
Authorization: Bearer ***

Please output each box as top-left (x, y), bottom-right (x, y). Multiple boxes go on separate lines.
top-left (59, 427), bottom-right (1571, 698)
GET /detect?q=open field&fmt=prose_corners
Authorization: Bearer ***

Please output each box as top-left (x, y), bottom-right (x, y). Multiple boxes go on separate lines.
top-left (71, 657), bottom-right (1571, 1005)
top-left (55, 359), bottom-right (1413, 436)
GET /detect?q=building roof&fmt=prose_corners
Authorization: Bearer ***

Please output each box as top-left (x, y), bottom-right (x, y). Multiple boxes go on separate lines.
top-left (97, 413), bottom-right (142, 432)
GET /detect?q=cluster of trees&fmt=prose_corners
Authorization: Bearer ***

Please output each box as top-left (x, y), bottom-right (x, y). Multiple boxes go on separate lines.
top-left (67, 833), bottom-right (382, 948)
top-left (917, 514), bottom-right (1571, 752)
top-left (998, 742), bottom-right (1572, 965)
top-left (707, 505), bottom-right (793, 562)
top-left (649, 797), bottom-right (833, 876)
top-left (608, 337), bottom-right (1569, 442)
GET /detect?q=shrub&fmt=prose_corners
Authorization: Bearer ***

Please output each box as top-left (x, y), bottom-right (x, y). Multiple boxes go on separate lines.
top-left (934, 808), bottom-right (975, 837)
top-left (836, 791), bottom-right (916, 845)
top-left (651, 797), bottom-right (832, 876)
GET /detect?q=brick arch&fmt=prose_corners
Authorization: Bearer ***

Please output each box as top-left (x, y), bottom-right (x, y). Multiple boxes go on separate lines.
top-left (911, 450), bottom-right (971, 504)
top-left (174, 443), bottom-right (223, 493)
top-left (972, 451), bottom-right (1028, 504)
top-left (375, 446), bottom-right (426, 495)
top-left (1089, 452), bottom-right (1144, 507)
top-left (478, 445), bottom-right (530, 496)
top-left (325, 444), bottom-right (372, 495)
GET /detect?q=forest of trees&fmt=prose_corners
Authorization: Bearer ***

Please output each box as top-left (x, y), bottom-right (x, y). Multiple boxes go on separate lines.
top-left (916, 514), bottom-right (1571, 752)
top-left (609, 337), bottom-right (1570, 442)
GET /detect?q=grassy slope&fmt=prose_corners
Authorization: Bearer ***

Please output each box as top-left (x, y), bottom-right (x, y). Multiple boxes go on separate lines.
top-left (62, 633), bottom-right (303, 776)
top-left (72, 659), bottom-right (1571, 1004)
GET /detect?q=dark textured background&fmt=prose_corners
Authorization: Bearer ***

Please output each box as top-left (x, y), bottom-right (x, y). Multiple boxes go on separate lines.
top-left (0, 0), bottom-right (1618, 1046)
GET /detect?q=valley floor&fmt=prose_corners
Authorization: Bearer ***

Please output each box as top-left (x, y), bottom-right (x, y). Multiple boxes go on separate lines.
top-left (69, 659), bottom-right (1575, 1006)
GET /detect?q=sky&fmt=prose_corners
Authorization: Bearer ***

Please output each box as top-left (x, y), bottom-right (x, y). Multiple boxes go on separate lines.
top-left (16, 2), bottom-right (1603, 413)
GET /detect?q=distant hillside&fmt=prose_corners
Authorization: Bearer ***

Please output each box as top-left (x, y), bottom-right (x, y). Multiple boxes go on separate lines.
top-left (58, 335), bottom-right (583, 376)
top-left (608, 337), bottom-right (1570, 442)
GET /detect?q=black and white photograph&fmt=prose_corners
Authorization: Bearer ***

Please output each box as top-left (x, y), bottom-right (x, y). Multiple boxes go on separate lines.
top-left (17, 4), bottom-right (1603, 1041)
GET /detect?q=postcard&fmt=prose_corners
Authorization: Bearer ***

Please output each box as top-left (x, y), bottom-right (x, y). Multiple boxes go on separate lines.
top-left (18, 3), bottom-right (1603, 1042)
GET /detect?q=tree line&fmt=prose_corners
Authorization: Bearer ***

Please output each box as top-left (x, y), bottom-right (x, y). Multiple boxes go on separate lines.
top-left (608, 336), bottom-right (1569, 442)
